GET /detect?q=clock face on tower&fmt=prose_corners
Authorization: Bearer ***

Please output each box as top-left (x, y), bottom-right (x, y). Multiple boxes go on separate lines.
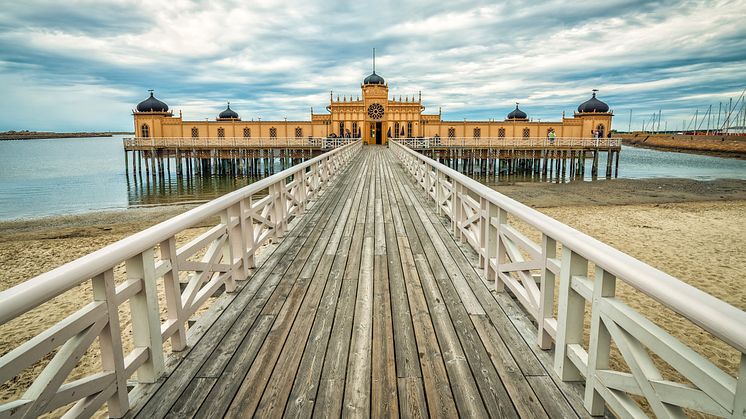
top-left (367, 103), bottom-right (384, 120)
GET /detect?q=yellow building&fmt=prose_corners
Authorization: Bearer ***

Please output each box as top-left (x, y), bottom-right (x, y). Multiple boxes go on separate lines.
top-left (133, 72), bottom-right (613, 145)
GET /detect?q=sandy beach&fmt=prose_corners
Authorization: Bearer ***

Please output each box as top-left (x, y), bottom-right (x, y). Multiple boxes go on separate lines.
top-left (1, 178), bottom-right (745, 414)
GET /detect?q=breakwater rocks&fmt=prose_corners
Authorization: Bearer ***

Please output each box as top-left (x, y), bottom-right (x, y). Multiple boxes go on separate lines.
top-left (620, 133), bottom-right (746, 159)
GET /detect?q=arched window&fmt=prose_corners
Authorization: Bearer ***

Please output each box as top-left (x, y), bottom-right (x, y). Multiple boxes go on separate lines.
top-left (498, 128), bottom-right (505, 138)
top-left (269, 127), bottom-right (277, 138)
top-left (191, 127), bottom-right (198, 138)
top-left (407, 122), bottom-right (413, 138)
top-left (352, 122), bottom-right (358, 137)
top-left (339, 121), bottom-right (345, 136)
top-left (243, 127), bottom-right (251, 138)
top-left (596, 124), bottom-right (605, 137)
top-left (140, 124), bottom-right (150, 138)
top-left (217, 127), bottom-right (225, 138)
top-left (473, 127), bottom-right (481, 138)
top-left (295, 127), bottom-right (302, 138)
top-left (522, 127), bottom-right (530, 138)
top-left (394, 122), bottom-right (400, 138)
top-left (448, 127), bottom-right (455, 139)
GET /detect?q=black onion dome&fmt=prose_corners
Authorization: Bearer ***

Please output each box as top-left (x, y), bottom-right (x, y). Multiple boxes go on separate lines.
top-left (577, 91), bottom-right (609, 113)
top-left (218, 103), bottom-right (239, 119)
top-left (363, 71), bottom-right (385, 85)
top-left (507, 104), bottom-right (528, 120)
top-left (136, 91), bottom-right (169, 112)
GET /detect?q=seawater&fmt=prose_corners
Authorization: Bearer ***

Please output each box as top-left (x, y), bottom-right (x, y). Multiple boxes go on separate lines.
top-left (1, 136), bottom-right (745, 221)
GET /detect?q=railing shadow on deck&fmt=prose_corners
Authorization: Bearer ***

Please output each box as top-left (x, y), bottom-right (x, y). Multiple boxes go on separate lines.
top-left (0, 141), bottom-right (361, 418)
top-left (391, 140), bottom-right (746, 418)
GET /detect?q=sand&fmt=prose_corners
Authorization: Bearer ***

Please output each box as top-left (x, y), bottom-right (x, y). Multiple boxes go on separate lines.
top-left (1, 179), bottom-right (745, 416)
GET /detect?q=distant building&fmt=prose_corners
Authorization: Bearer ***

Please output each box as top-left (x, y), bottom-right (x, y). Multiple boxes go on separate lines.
top-left (133, 71), bottom-right (613, 145)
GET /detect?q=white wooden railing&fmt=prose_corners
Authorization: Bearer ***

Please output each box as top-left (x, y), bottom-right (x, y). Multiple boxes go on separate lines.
top-left (391, 140), bottom-right (746, 418)
top-left (0, 140), bottom-right (361, 418)
top-left (394, 136), bottom-right (622, 149)
top-left (123, 137), bottom-right (358, 149)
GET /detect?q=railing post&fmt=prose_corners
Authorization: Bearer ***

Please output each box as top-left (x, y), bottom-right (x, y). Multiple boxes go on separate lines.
top-left (435, 171), bottom-right (444, 215)
top-left (296, 169), bottom-right (308, 212)
top-left (242, 197), bottom-right (257, 269)
top-left (271, 182), bottom-right (287, 238)
top-left (312, 161), bottom-right (321, 196)
top-left (585, 267), bottom-right (616, 415)
top-left (451, 181), bottom-right (462, 238)
top-left (92, 269), bottom-right (128, 417)
top-left (734, 355), bottom-right (746, 418)
top-left (554, 248), bottom-right (587, 381)
top-left (159, 237), bottom-right (187, 351)
top-left (423, 162), bottom-right (433, 195)
top-left (494, 207), bottom-right (507, 292)
top-left (538, 234), bottom-right (556, 349)
top-left (482, 200), bottom-right (498, 281)
top-left (126, 249), bottom-right (165, 383)
top-left (221, 203), bottom-right (244, 292)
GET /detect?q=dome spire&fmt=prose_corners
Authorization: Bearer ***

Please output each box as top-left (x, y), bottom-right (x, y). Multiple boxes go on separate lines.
top-left (363, 49), bottom-right (385, 85)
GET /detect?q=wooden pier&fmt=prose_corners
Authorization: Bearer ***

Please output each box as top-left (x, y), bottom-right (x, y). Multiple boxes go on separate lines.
top-left (126, 146), bottom-right (593, 418)
top-left (1, 141), bottom-right (744, 418)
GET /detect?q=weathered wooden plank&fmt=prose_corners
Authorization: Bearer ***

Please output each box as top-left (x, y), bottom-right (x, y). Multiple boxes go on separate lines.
top-left (414, 254), bottom-right (490, 418)
top-left (164, 378), bottom-right (215, 419)
top-left (471, 314), bottom-right (554, 418)
top-left (397, 236), bottom-right (458, 418)
top-left (371, 254), bottom-right (399, 418)
top-left (284, 155), bottom-right (371, 418)
top-left (313, 155), bottom-right (374, 419)
top-left (254, 159), bottom-right (366, 417)
top-left (342, 236), bottom-right (374, 418)
top-left (380, 158), bottom-right (422, 383)
top-left (224, 156), bottom-right (368, 418)
top-left (397, 377), bottom-right (428, 419)
top-left (388, 159), bottom-right (520, 418)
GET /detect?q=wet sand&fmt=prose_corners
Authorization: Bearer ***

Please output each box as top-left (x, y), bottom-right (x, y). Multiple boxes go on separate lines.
top-left (1, 178), bottom-right (745, 415)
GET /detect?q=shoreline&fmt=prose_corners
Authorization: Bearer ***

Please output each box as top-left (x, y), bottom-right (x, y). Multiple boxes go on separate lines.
top-left (3, 177), bottom-right (746, 226)
top-left (0, 131), bottom-right (133, 141)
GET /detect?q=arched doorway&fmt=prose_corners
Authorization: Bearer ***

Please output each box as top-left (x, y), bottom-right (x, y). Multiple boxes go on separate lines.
top-left (596, 124), bottom-right (605, 137)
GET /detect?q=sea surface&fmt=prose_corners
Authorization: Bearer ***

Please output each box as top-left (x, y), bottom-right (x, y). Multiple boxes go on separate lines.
top-left (1, 136), bottom-right (745, 221)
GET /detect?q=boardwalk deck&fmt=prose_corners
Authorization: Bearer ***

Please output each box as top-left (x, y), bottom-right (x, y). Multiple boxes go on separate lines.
top-left (126, 146), bottom-right (596, 418)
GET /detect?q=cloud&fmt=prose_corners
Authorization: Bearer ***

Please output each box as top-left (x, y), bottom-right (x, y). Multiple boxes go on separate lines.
top-left (0, 0), bottom-right (744, 131)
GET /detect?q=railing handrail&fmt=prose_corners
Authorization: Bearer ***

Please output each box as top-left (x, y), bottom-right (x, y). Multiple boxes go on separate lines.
top-left (0, 140), bottom-right (362, 325)
top-left (391, 140), bottom-right (746, 353)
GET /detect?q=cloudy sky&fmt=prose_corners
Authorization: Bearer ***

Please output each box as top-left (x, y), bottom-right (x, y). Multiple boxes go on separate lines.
top-left (1, 0), bottom-right (745, 132)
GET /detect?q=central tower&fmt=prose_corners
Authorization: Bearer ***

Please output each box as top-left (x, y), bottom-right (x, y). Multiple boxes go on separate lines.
top-left (361, 48), bottom-right (389, 144)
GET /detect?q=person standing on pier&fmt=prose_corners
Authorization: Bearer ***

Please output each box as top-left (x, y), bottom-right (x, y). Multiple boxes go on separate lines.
top-left (548, 129), bottom-right (556, 145)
